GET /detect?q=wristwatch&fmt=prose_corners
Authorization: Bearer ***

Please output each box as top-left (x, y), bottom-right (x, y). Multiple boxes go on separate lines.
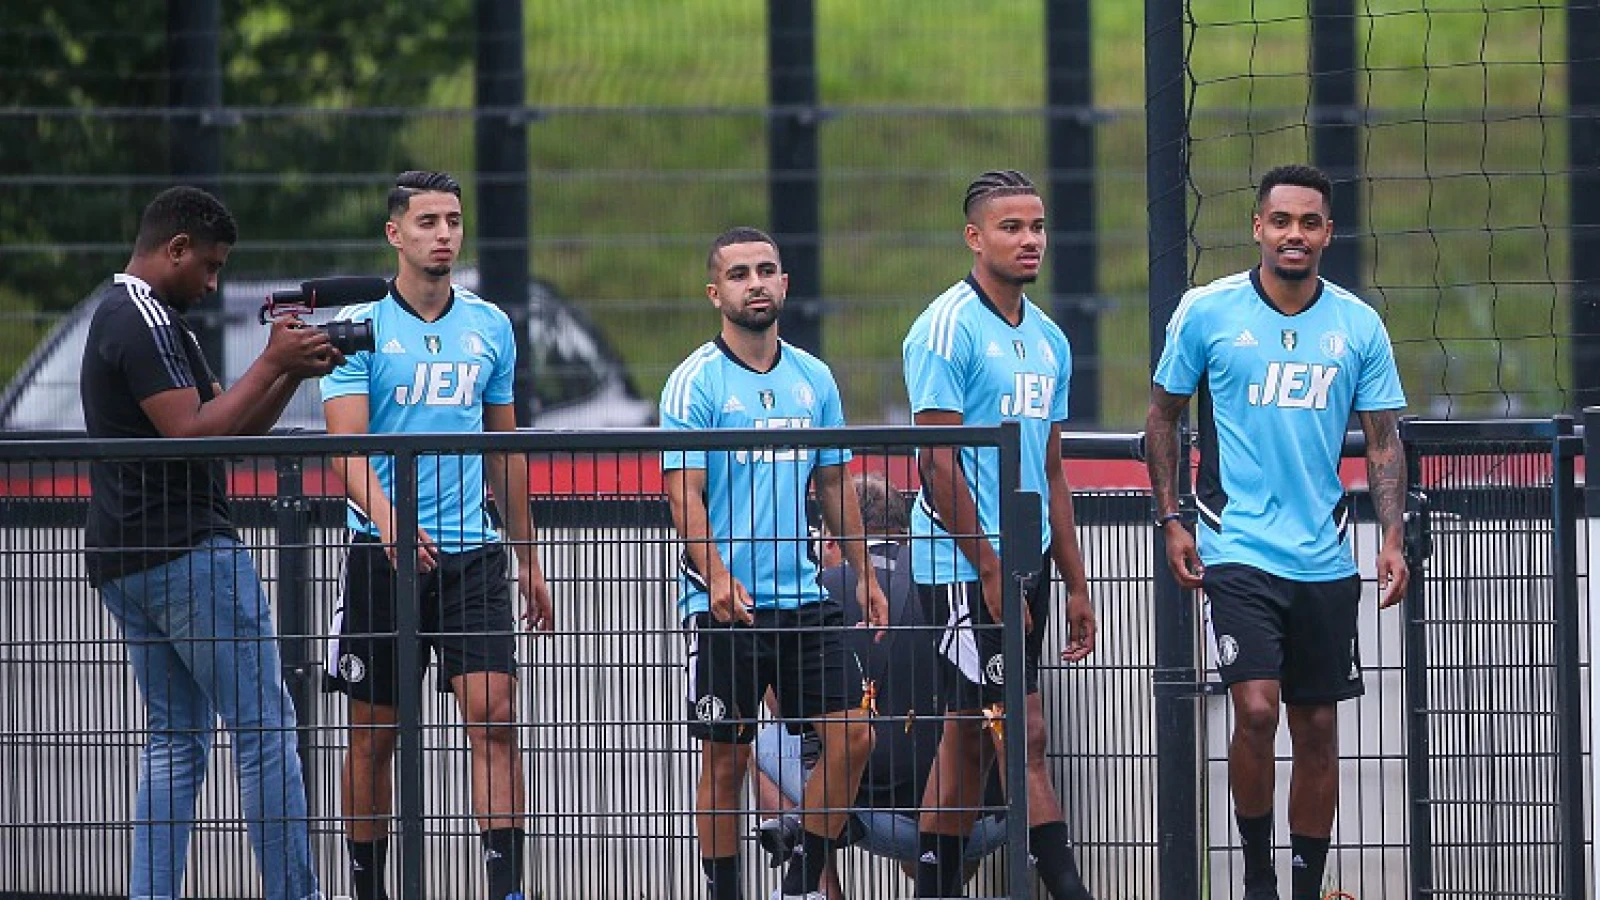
top-left (1154, 511), bottom-right (1184, 528)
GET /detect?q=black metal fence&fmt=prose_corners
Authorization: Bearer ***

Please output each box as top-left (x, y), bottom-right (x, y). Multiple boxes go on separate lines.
top-left (0, 419), bottom-right (1593, 900)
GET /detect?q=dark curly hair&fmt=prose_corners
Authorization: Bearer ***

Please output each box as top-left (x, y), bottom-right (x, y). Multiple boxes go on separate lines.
top-left (1256, 164), bottom-right (1332, 210)
top-left (133, 186), bottom-right (237, 253)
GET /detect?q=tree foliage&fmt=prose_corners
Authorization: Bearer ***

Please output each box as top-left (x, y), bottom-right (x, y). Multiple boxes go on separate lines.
top-left (3, 0), bottom-right (471, 313)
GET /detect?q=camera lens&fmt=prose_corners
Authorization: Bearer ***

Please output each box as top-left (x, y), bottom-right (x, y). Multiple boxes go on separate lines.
top-left (318, 319), bottom-right (375, 355)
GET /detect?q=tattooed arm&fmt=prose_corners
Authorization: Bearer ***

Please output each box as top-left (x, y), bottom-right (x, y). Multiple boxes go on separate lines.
top-left (1359, 408), bottom-right (1409, 608)
top-left (1146, 385), bottom-right (1203, 589)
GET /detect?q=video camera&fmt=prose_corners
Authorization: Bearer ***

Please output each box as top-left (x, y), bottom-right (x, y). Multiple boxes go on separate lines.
top-left (257, 276), bottom-right (389, 355)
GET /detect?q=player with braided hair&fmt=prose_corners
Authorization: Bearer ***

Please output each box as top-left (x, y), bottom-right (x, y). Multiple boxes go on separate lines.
top-left (902, 169), bottom-right (1098, 899)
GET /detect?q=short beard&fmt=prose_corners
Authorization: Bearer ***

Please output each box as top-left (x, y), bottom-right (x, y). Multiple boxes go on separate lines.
top-left (423, 264), bottom-right (452, 278)
top-left (1270, 263), bottom-right (1313, 282)
top-left (725, 306), bottom-right (779, 333)
top-left (986, 260), bottom-right (1038, 286)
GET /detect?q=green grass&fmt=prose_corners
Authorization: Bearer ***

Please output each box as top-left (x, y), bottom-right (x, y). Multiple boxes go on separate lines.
top-left (425, 0), bottom-right (1566, 425)
top-left (18, 2), bottom-right (1565, 426)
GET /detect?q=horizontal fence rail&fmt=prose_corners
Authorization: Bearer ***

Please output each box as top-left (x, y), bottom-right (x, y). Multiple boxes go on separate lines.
top-left (0, 421), bottom-right (1591, 899)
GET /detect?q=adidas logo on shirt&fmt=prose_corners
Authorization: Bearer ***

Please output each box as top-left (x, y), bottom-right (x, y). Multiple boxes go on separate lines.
top-left (1234, 330), bottom-right (1258, 347)
top-left (986, 341), bottom-right (1003, 358)
top-left (381, 338), bottom-right (406, 354)
top-left (722, 395), bottom-right (745, 413)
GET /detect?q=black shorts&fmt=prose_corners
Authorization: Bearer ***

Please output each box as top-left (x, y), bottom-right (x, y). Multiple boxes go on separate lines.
top-left (684, 602), bottom-right (865, 745)
top-left (1203, 562), bottom-right (1364, 705)
top-left (324, 536), bottom-right (517, 706)
top-left (921, 556), bottom-right (1052, 710)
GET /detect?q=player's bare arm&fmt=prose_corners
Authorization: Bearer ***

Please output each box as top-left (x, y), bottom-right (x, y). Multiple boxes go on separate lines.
top-left (484, 403), bottom-right (553, 633)
top-left (665, 467), bottom-right (753, 624)
top-left (323, 393), bottom-right (439, 573)
top-left (1360, 407), bottom-right (1410, 608)
top-left (914, 408), bottom-right (1008, 626)
top-left (1145, 384), bottom-right (1204, 588)
top-left (1045, 423), bottom-right (1095, 661)
top-left (813, 463), bottom-right (889, 630)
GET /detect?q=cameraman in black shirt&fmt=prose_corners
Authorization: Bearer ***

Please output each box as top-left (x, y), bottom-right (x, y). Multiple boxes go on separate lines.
top-left (80, 186), bottom-right (341, 900)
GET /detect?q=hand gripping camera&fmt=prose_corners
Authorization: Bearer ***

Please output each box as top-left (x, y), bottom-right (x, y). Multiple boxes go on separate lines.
top-left (257, 276), bottom-right (388, 354)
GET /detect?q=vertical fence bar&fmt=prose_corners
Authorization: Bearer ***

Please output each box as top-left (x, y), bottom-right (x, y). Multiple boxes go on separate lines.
top-left (1145, 0), bottom-right (1202, 896)
top-left (1046, 0), bottom-right (1101, 425)
top-left (475, 0), bottom-right (534, 426)
top-left (393, 449), bottom-right (425, 900)
top-left (1399, 423), bottom-right (1433, 900)
top-left (767, 0), bottom-right (822, 355)
top-left (1568, 3), bottom-right (1600, 411)
top-left (166, 0), bottom-right (226, 367)
top-left (273, 455), bottom-right (318, 811)
top-left (1549, 416), bottom-right (1587, 900)
top-left (998, 420), bottom-right (1033, 898)
top-left (1586, 407), bottom-right (1600, 894)
top-left (1310, 0), bottom-right (1363, 294)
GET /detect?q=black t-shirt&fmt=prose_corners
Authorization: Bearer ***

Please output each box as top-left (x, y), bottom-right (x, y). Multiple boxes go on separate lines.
top-left (80, 274), bottom-right (235, 586)
top-left (821, 541), bottom-right (946, 811)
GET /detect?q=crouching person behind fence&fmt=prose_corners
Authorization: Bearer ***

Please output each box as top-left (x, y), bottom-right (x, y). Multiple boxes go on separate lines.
top-left (320, 170), bottom-right (554, 900)
top-left (663, 227), bottom-right (888, 900)
top-left (752, 473), bottom-right (1008, 899)
top-left (82, 186), bottom-right (340, 900)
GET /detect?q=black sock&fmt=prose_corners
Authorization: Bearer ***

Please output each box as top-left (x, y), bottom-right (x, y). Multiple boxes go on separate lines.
top-left (348, 838), bottom-right (389, 900)
top-left (781, 826), bottom-right (835, 895)
top-left (1289, 833), bottom-right (1331, 900)
top-left (1237, 810), bottom-right (1275, 888)
top-left (481, 827), bottom-right (525, 900)
top-left (702, 854), bottom-right (743, 900)
top-left (1029, 822), bottom-right (1093, 900)
top-left (914, 832), bottom-right (968, 897)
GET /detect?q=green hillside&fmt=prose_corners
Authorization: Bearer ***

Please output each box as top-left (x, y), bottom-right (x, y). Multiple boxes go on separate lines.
top-left (411, 0), bottom-right (1564, 426)
top-left (6, 2), bottom-right (1569, 426)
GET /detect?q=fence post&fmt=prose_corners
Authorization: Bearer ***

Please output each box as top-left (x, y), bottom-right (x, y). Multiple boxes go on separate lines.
top-left (475, 0), bottom-right (534, 425)
top-left (998, 421), bottom-right (1035, 898)
top-left (1310, 0), bottom-right (1363, 294)
top-left (767, 0), bottom-right (822, 355)
top-left (167, 0), bottom-right (226, 369)
top-left (1145, 0), bottom-right (1203, 896)
top-left (1568, 3), bottom-right (1600, 411)
top-left (1586, 407), bottom-right (1600, 894)
top-left (1046, 0), bottom-right (1101, 425)
top-left (393, 449), bottom-right (425, 900)
top-left (1399, 421), bottom-right (1433, 900)
top-left (1549, 415), bottom-right (1587, 900)
top-left (272, 455), bottom-right (319, 816)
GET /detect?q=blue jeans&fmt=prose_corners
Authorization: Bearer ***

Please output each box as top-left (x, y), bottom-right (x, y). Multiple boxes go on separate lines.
top-left (753, 724), bottom-right (1007, 863)
top-left (99, 536), bottom-right (322, 900)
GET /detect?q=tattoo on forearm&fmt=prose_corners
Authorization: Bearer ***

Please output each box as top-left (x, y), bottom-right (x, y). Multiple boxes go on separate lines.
top-left (1364, 410), bottom-right (1407, 537)
top-left (1145, 391), bottom-right (1188, 512)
